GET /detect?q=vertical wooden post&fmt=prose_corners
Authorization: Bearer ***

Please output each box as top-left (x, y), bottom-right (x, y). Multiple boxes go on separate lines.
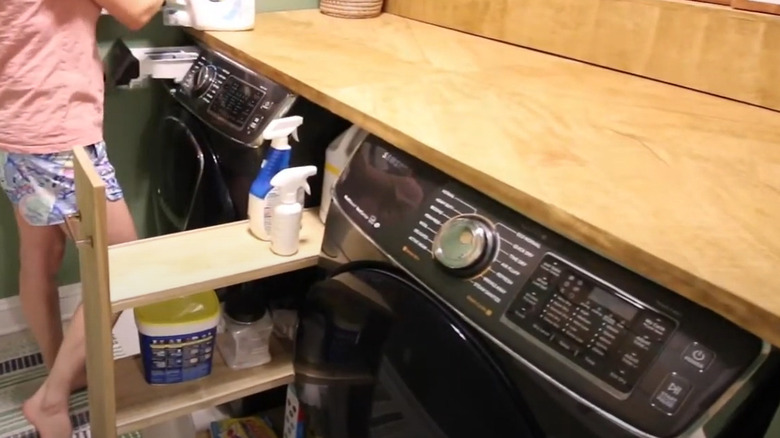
top-left (73, 146), bottom-right (118, 438)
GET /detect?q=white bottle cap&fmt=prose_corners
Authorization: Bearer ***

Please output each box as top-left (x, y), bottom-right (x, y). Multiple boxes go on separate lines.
top-left (262, 116), bottom-right (303, 149)
top-left (269, 165), bottom-right (318, 204)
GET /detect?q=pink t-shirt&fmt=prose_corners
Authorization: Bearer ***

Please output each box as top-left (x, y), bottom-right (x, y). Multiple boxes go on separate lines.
top-left (0, 0), bottom-right (104, 153)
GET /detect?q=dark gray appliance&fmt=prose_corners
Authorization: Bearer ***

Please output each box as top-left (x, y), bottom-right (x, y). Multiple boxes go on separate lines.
top-left (152, 46), bottom-right (350, 235)
top-left (292, 135), bottom-right (780, 438)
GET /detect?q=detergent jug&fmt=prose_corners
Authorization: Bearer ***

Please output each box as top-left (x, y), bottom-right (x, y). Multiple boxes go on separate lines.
top-left (163, 0), bottom-right (255, 31)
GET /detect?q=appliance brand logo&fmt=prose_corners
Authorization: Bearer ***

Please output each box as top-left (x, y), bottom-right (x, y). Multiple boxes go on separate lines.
top-left (381, 150), bottom-right (405, 170)
top-left (342, 194), bottom-right (381, 229)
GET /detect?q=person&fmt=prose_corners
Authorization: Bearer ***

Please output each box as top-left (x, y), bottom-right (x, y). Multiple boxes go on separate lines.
top-left (0, 1), bottom-right (163, 437)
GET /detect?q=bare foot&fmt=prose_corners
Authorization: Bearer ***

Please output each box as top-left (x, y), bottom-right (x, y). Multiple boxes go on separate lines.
top-left (22, 381), bottom-right (73, 438)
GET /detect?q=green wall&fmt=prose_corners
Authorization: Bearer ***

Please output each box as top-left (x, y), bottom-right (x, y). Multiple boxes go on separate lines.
top-left (0, 0), bottom-right (319, 299)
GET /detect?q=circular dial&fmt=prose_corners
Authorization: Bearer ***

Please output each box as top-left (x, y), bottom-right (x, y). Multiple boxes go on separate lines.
top-left (193, 64), bottom-right (216, 96)
top-left (432, 215), bottom-right (496, 276)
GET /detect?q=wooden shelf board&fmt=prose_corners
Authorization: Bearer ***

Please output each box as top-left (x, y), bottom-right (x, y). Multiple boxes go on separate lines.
top-left (384, 0), bottom-right (780, 113)
top-left (109, 209), bottom-right (323, 312)
top-left (115, 337), bottom-right (294, 435)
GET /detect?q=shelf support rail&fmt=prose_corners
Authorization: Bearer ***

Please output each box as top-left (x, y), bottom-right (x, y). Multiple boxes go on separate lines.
top-left (73, 146), bottom-right (119, 438)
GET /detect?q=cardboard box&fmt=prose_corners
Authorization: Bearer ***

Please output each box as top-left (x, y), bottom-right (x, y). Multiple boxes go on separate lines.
top-left (732, 0), bottom-right (780, 14)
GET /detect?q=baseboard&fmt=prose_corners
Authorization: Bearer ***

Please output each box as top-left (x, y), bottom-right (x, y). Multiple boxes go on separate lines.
top-left (0, 283), bottom-right (144, 357)
top-left (0, 283), bottom-right (83, 337)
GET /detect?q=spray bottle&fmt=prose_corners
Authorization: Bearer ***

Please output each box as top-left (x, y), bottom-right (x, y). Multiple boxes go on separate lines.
top-left (269, 166), bottom-right (318, 256)
top-left (248, 116), bottom-right (304, 241)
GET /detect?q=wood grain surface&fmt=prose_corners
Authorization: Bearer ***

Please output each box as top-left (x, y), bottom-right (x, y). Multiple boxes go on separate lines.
top-left (384, 0), bottom-right (780, 112)
top-left (188, 10), bottom-right (780, 346)
top-left (108, 210), bottom-right (323, 312)
top-left (74, 147), bottom-right (118, 438)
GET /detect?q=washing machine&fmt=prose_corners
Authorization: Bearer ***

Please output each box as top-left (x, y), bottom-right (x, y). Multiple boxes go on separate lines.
top-left (291, 134), bottom-right (780, 438)
top-left (151, 47), bottom-right (351, 236)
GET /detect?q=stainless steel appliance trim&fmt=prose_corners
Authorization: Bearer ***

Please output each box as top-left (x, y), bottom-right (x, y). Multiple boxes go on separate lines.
top-left (327, 193), bottom-right (771, 438)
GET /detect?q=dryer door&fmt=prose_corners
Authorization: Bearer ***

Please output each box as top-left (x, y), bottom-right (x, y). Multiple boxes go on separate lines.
top-left (293, 265), bottom-right (543, 438)
top-left (153, 110), bottom-right (234, 235)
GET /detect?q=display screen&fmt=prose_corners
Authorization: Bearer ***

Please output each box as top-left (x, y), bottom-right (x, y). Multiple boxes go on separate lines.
top-left (589, 287), bottom-right (638, 321)
top-left (208, 76), bottom-right (266, 129)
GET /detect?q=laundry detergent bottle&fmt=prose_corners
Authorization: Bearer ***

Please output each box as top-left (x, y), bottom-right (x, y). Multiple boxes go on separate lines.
top-left (319, 124), bottom-right (369, 223)
top-left (163, 0), bottom-right (256, 31)
top-left (248, 116), bottom-right (303, 241)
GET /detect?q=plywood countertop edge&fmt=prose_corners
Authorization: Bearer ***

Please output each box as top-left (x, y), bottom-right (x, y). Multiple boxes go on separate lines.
top-left (185, 27), bottom-right (780, 346)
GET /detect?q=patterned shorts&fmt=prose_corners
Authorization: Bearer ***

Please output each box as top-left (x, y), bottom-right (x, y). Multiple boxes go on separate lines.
top-left (0, 142), bottom-right (124, 226)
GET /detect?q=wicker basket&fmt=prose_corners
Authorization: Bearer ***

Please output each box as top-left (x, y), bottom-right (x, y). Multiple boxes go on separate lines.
top-left (320, 0), bottom-right (384, 19)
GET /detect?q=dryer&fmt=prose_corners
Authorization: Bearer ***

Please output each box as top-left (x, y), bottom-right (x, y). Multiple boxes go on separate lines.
top-left (151, 47), bottom-right (350, 236)
top-left (291, 134), bottom-right (780, 438)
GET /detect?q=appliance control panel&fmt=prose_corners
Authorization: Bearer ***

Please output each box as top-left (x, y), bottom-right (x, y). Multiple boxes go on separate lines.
top-left (333, 136), bottom-right (765, 438)
top-left (173, 48), bottom-right (297, 144)
top-left (503, 254), bottom-right (675, 396)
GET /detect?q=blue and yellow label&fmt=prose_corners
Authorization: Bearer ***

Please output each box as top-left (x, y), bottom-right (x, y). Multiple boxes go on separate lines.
top-left (139, 327), bottom-right (217, 385)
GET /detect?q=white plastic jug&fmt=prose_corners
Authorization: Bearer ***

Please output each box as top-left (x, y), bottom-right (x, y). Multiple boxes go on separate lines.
top-left (163, 0), bottom-right (255, 31)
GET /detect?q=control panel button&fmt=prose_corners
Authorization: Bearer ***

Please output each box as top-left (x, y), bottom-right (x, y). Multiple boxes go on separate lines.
top-left (578, 353), bottom-right (602, 370)
top-left (540, 294), bottom-right (574, 330)
top-left (530, 270), bottom-right (555, 292)
top-left (632, 311), bottom-right (675, 342)
top-left (588, 322), bottom-right (628, 359)
top-left (558, 271), bottom-right (589, 303)
top-left (541, 309), bottom-right (566, 330)
top-left (432, 215), bottom-right (496, 276)
top-left (603, 367), bottom-right (638, 393)
top-left (505, 284), bottom-right (551, 325)
top-left (563, 307), bottom-right (597, 344)
top-left (554, 337), bottom-right (581, 357)
top-left (618, 345), bottom-right (652, 372)
top-left (625, 334), bottom-right (655, 353)
top-left (651, 373), bottom-right (692, 415)
top-left (529, 321), bottom-right (555, 341)
top-left (681, 342), bottom-right (716, 372)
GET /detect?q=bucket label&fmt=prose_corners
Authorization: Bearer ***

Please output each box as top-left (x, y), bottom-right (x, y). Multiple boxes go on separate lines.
top-left (139, 327), bottom-right (217, 385)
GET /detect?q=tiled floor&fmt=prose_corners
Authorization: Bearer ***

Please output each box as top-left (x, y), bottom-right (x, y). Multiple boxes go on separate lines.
top-left (0, 315), bottom-right (141, 438)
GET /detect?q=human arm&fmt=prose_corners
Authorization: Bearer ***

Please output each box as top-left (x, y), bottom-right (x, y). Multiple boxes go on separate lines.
top-left (93, 0), bottom-right (163, 30)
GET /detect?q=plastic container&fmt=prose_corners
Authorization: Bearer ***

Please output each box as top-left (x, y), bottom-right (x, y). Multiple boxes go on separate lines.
top-left (134, 290), bottom-right (220, 385)
top-left (269, 166), bottom-right (318, 256)
top-left (319, 124), bottom-right (369, 223)
top-left (163, 0), bottom-right (256, 31)
top-left (217, 291), bottom-right (274, 370)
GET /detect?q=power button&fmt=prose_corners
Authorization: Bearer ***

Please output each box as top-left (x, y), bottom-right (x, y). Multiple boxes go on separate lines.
top-left (681, 342), bottom-right (715, 372)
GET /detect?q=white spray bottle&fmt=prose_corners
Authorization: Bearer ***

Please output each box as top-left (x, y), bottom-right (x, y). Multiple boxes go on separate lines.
top-left (248, 116), bottom-right (303, 241)
top-left (269, 166), bottom-right (318, 256)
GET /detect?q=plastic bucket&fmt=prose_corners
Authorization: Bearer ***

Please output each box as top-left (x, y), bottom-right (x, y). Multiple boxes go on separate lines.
top-left (134, 290), bottom-right (221, 385)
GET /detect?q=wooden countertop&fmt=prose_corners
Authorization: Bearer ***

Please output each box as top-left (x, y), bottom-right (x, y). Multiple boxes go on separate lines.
top-left (188, 10), bottom-right (780, 346)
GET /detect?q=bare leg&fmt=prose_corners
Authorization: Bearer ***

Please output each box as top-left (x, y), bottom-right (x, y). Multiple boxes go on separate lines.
top-left (23, 199), bottom-right (137, 438)
top-left (14, 209), bottom-right (67, 370)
